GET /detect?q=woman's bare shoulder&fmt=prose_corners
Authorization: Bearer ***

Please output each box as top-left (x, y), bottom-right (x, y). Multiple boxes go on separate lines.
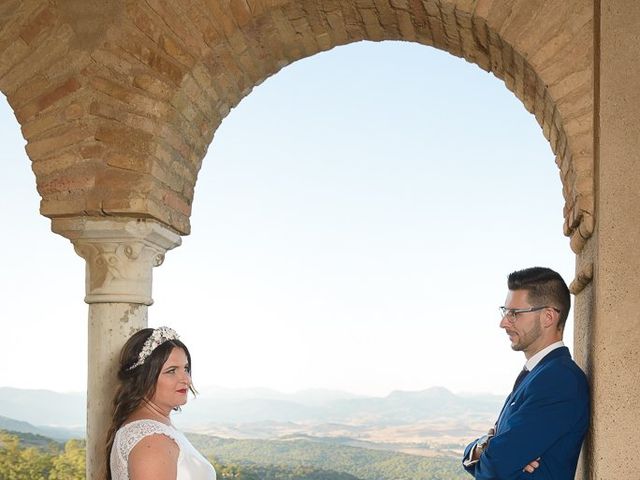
top-left (128, 432), bottom-right (179, 480)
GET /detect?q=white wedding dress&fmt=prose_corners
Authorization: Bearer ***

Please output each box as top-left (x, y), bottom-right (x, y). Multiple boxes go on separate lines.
top-left (110, 419), bottom-right (217, 480)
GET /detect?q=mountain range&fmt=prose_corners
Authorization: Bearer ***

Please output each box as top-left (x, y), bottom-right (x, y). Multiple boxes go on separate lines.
top-left (0, 385), bottom-right (503, 456)
top-left (0, 414), bottom-right (82, 441)
top-left (0, 385), bottom-right (502, 430)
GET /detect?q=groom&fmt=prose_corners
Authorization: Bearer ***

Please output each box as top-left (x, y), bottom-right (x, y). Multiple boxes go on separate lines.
top-left (462, 267), bottom-right (589, 479)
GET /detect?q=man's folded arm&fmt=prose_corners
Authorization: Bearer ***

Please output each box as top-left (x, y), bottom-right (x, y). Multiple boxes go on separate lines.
top-left (470, 373), bottom-right (584, 479)
top-left (462, 439), bottom-right (479, 473)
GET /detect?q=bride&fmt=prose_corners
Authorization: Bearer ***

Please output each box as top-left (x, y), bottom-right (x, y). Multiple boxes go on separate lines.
top-left (106, 327), bottom-right (216, 480)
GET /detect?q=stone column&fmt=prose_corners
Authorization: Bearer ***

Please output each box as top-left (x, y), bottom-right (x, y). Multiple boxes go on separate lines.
top-left (52, 217), bottom-right (181, 480)
top-left (590, 1), bottom-right (640, 478)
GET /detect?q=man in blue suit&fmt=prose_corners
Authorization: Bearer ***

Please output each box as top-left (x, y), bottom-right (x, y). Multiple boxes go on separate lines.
top-left (462, 267), bottom-right (589, 479)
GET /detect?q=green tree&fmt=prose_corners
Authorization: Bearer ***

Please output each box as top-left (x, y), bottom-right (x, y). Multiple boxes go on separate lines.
top-left (0, 431), bottom-right (53, 480)
top-left (49, 439), bottom-right (85, 480)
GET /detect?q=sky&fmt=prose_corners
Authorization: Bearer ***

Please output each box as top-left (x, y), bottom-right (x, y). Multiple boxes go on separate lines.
top-left (0, 40), bottom-right (574, 397)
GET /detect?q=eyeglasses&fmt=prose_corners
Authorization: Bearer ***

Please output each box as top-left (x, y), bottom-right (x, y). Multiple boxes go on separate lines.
top-left (499, 306), bottom-right (560, 322)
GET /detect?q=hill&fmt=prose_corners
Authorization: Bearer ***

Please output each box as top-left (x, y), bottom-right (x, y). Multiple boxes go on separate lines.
top-left (0, 415), bottom-right (82, 441)
top-left (0, 387), bottom-right (85, 429)
top-left (0, 424), bottom-right (470, 479)
top-left (0, 386), bottom-right (502, 457)
top-left (0, 386), bottom-right (502, 427)
top-left (0, 429), bottom-right (64, 450)
top-left (192, 434), bottom-right (468, 480)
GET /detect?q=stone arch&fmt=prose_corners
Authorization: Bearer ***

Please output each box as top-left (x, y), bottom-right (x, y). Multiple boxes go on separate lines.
top-left (0, 0), bottom-right (593, 258)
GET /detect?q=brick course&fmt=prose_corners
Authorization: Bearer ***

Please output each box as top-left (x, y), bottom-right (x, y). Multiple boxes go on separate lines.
top-left (0, 0), bottom-right (594, 246)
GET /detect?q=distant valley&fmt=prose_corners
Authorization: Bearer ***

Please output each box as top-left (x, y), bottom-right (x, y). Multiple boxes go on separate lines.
top-left (1, 386), bottom-right (506, 479)
top-left (0, 385), bottom-right (503, 457)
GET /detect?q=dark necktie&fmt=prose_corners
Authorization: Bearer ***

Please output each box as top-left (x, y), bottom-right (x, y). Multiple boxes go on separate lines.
top-left (496, 368), bottom-right (530, 434)
top-left (512, 367), bottom-right (529, 392)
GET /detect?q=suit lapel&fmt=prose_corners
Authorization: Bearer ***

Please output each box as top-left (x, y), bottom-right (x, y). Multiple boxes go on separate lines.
top-left (495, 347), bottom-right (571, 433)
top-left (495, 392), bottom-right (513, 433)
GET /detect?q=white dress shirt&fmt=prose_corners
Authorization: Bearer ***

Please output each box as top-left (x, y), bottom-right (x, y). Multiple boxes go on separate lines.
top-left (524, 341), bottom-right (564, 372)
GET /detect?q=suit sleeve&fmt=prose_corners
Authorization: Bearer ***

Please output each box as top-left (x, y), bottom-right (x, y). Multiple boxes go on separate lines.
top-left (462, 439), bottom-right (478, 475)
top-left (470, 368), bottom-right (584, 480)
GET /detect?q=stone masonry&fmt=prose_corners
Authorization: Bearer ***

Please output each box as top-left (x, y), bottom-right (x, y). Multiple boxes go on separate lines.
top-left (0, 0), bottom-right (593, 252)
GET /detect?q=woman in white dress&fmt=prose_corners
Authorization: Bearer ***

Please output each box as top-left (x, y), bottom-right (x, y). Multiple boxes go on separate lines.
top-left (105, 326), bottom-right (217, 480)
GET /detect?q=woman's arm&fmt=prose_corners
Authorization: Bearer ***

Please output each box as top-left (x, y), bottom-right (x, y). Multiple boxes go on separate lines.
top-left (128, 433), bottom-right (179, 480)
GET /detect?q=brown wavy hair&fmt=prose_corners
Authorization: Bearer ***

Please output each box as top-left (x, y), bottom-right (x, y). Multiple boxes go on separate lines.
top-left (104, 328), bottom-right (196, 480)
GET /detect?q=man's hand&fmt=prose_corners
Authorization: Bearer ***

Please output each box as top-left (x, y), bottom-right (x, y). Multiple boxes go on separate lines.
top-left (471, 427), bottom-right (496, 461)
top-left (523, 457), bottom-right (541, 473)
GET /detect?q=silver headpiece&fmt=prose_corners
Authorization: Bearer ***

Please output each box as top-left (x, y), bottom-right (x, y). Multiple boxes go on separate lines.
top-left (127, 326), bottom-right (180, 370)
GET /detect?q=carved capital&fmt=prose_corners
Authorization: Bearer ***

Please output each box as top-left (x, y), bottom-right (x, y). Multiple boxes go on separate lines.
top-left (52, 217), bottom-right (182, 305)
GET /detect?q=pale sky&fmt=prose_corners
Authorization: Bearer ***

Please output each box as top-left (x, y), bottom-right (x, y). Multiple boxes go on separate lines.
top-left (1, 40), bottom-right (574, 397)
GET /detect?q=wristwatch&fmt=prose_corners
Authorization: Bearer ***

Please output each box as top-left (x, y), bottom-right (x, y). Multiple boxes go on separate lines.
top-left (476, 433), bottom-right (493, 453)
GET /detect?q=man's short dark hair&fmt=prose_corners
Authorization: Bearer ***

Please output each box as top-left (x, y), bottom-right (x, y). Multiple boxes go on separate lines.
top-left (508, 267), bottom-right (571, 330)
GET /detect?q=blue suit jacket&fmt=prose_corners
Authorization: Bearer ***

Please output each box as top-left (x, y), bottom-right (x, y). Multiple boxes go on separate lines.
top-left (463, 347), bottom-right (589, 479)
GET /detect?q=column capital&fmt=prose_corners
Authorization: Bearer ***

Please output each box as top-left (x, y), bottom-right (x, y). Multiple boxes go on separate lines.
top-left (52, 217), bottom-right (182, 305)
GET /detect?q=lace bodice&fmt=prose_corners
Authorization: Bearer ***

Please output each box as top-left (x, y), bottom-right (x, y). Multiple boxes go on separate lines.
top-left (110, 419), bottom-right (216, 480)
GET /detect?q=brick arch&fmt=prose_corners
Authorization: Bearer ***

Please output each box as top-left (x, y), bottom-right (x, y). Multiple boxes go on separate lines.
top-left (0, 0), bottom-right (593, 253)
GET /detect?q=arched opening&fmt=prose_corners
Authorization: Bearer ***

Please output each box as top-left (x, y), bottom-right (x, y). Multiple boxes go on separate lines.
top-left (154, 40), bottom-right (575, 398)
top-left (0, 40), bottom-right (577, 477)
top-left (145, 40), bottom-right (577, 474)
top-left (1, 0), bottom-right (593, 251)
